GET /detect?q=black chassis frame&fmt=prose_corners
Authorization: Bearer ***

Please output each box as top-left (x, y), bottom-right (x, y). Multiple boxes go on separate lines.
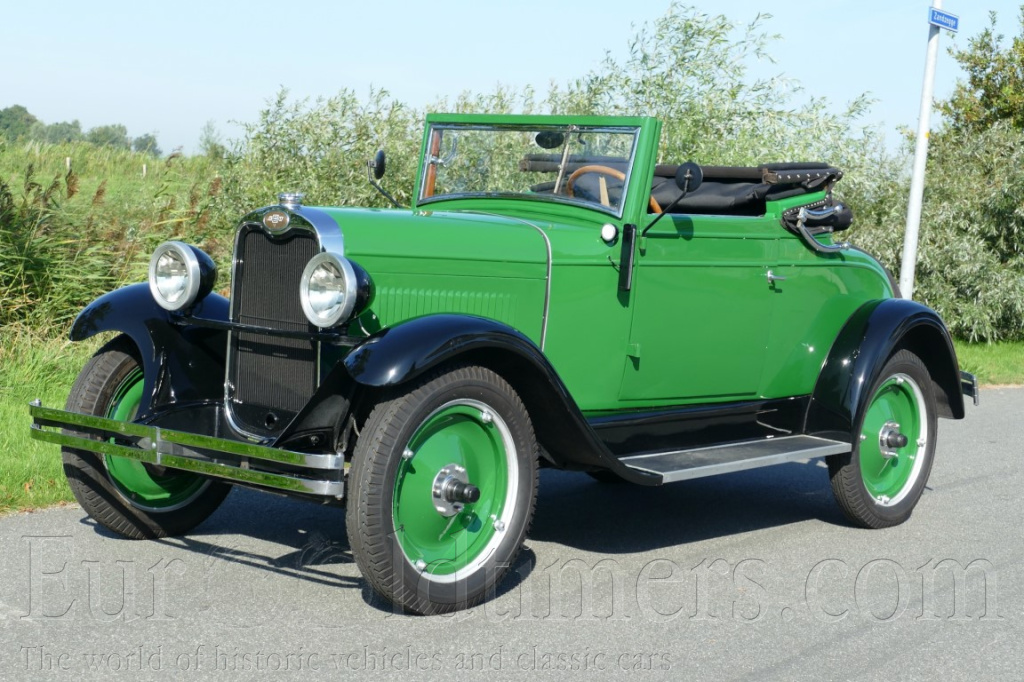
top-left (29, 272), bottom-right (975, 501)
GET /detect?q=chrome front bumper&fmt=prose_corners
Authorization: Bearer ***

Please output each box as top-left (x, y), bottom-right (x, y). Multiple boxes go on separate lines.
top-left (29, 402), bottom-right (345, 497)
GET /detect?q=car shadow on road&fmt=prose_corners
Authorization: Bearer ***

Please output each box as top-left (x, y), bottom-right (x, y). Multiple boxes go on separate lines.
top-left (80, 489), bottom-right (357, 588)
top-left (530, 460), bottom-right (848, 553)
top-left (76, 459), bottom-right (846, 612)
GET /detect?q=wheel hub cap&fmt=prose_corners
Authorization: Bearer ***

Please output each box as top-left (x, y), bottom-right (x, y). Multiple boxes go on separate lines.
top-left (878, 421), bottom-right (908, 459)
top-left (392, 400), bottom-right (518, 582)
top-left (859, 373), bottom-right (928, 507)
top-left (431, 463), bottom-right (481, 517)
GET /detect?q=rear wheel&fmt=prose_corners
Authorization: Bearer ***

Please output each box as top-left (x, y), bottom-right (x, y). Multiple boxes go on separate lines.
top-left (828, 349), bottom-right (937, 528)
top-left (346, 365), bottom-right (538, 614)
top-left (62, 336), bottom-right (230, 539)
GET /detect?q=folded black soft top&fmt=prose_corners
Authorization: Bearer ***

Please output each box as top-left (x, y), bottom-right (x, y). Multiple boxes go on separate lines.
top-left (520, 155), bottom-right (842, 216)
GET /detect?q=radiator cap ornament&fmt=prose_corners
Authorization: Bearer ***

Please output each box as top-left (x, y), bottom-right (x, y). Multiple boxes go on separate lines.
top-left (278, 192), bottom-right (305, 208)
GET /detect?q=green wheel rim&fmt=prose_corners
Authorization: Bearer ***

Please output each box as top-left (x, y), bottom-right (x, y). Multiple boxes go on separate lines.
top-left (392, 399), bottom-right (518, 582)
top-left (103, 367), bottom-right (208, 511)
top-left (859, 372), bottom-right (928, 506)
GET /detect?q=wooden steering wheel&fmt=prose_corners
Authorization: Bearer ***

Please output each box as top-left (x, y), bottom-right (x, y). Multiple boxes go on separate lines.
top-left (565, 164), bottom-right (662, 213)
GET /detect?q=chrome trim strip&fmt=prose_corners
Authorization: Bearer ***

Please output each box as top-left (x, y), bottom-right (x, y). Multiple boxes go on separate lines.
top-left (30, 405), bottom-right (345, 497)
top-left (294, 206), bottom-right (345, 256)
top-left (465, 211), bottom-right (552, 351)
top-left (172, 314), bottom-right (359, 343)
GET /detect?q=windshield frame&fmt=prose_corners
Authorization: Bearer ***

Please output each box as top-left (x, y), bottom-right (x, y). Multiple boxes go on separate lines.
top-left (415, 120), bottom-right (642, 219)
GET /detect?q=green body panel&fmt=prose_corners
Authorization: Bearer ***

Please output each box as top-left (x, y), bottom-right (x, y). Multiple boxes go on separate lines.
top-left (760, 235), bottom-right (893, 398)
top-left (321, 115), bottom-right (892, 413)
top-left (623, 214), bottom-right (776, 401)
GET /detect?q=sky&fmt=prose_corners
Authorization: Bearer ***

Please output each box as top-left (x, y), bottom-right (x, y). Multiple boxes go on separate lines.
top-left (4, 1), bottom-right (1021, 154)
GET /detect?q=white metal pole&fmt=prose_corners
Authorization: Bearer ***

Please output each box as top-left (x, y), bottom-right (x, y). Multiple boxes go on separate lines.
top-left (899, 0), bottom-right (944, 300)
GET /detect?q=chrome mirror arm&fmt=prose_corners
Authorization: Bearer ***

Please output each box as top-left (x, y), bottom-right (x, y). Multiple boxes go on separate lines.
top-left (794, 207), bottom-right (849, 254)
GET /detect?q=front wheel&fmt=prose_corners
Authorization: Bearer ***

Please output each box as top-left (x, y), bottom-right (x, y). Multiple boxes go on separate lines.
top-left (346, 365), bottom-right (538, 614)
top-left (61, 336), bottom-right (230, 539)
top-left (827, 349), bottom-right (938, 528)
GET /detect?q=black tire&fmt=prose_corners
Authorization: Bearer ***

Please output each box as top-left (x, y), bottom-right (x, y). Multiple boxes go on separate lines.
top-left (62, 335), bottom-right (230, 539)
top-left (827, 349), bottom-right (938, 528)
top-left (346, 364), bottom-right (538, 614)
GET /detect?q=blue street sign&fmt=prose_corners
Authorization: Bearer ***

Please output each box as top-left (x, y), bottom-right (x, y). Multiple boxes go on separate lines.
top-left (929, 8), bottom-right (959, 33)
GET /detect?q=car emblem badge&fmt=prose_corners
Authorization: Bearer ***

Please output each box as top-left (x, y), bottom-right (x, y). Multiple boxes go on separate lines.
top-left (263, 210), bottom-right (290, 233)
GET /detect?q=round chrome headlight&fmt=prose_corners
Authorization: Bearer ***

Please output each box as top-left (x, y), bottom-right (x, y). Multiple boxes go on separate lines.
top-left (300, 252), bottom-right (359, 328)
top-left (148, 241), bottom-right (216, 311)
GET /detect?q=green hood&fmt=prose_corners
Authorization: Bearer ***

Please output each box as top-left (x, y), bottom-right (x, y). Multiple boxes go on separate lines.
top-left (317, 207), bottom-right (551, 341)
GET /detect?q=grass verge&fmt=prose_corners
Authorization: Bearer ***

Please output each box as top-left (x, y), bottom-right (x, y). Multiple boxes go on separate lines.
top-left (954, 340), bottom-right (1024, 386)
top-left (0, 326), bottom-right (100, 514)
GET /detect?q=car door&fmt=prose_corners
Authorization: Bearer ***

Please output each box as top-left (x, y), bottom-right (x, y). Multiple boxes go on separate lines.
top-left (619, 213), bottom-right (778, 403)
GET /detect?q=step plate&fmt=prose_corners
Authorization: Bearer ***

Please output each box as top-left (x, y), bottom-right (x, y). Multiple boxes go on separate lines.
top-left (620, 435), bottom-right (850, 484)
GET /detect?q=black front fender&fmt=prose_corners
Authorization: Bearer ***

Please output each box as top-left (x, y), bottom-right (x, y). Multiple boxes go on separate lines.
top-left (342, 314), bottom-right (545, 387)
top-left (806, 298), bottom-right (965, 441)
top-left (281, 314), bottom-right (658, 484)
top-left (70, 283), bottom-right (230, 419)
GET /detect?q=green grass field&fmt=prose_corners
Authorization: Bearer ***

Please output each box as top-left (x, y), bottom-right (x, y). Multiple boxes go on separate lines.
top-left (954, 340), bottom-right (1024, 386)
top-left (0, 328), bottom-right (100, 514)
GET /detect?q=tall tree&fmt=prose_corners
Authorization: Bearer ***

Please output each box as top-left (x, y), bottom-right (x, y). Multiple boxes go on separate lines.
top-left (86, 124), bottom-right (131, 150)
top-left (198, 120), bottom-right (226, 158)
top-left (31, 120), bottom-right (83, 144)
top-left (132, 133), bottom-right (161, 156)
top-left (938, 7), bottom-right (1024, 133)
top-left (0, 105), bottom-right (39, 140)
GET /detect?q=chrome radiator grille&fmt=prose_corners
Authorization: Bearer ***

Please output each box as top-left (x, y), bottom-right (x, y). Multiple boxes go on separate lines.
top-left (229, 227), bottom-right (320, 417)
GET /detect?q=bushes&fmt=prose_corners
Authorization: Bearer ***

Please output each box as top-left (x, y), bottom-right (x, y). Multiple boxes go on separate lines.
top-left (0, 143), bottom-right (225, 329)
top-left (215, 88), bottom-right (420, 216)
top-left (2, 3), bottom-right (1023, 341)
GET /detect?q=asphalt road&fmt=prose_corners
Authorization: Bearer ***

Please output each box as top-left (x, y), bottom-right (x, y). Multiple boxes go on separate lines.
top-left (1, 389), bottom-right (1020, 681)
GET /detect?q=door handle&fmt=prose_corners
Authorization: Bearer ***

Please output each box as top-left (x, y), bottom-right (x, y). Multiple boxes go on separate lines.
top-left (766, 270), bottom-right (787, 282)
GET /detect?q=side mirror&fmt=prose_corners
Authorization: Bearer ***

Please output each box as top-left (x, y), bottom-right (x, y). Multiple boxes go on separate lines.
top-left (369, 150), bottom-right (387, 180)
top-left (675, 161), bottom-right (703, 193)
top-left (365, 149), bottom-right (401, 208)
top-left (642, 161), bottom-right (704, 238)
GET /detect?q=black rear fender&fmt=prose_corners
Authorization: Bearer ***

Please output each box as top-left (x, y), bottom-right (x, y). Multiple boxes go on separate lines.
top-left (806, 298), bottom-right (964, 441)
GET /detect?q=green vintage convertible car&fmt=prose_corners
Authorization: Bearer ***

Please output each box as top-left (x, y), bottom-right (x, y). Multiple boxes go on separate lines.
top-left (30, 113), bottom-right (977, 614)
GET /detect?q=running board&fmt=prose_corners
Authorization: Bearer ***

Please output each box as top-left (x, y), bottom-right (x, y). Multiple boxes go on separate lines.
top-left (619, 435), bottom-right (850, 484)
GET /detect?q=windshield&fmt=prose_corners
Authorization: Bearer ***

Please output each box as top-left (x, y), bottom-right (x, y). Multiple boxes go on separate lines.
top-left (418, 123), bottom-right (641, 217)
